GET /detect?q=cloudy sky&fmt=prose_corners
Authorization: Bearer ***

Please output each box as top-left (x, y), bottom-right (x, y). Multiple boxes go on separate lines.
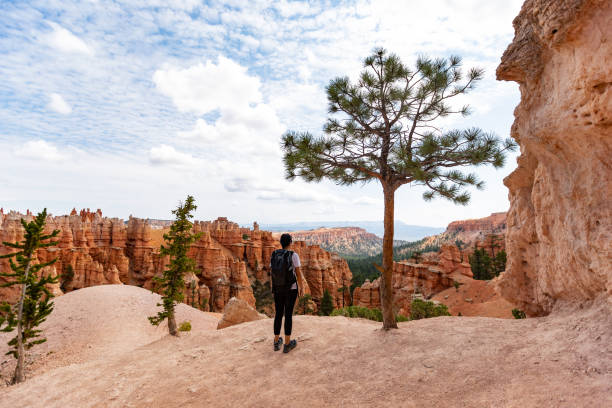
top-left (0, 0), bottom-right (523, 227)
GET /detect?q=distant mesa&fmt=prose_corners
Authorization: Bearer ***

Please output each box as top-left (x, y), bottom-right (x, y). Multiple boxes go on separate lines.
top-left (260, 220), bottom-right (445, 242)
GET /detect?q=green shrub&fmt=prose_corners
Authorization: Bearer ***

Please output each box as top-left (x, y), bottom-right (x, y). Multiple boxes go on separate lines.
top-left (331, 306), bottom-right (381, 321)
top-left (409, 299), bottom-right (451, 320)
top-left (252, 280), bottom-right (273, 312)
top-left (331, 306), bottom-right (407, 323)
top-left (395, 314), bottom-right (409, 322)
top-left (178, 321), bottom-right (192, 332)
top-left (512, 309), bottom-right (526, 319)
top-left (320, 289), bottom-right (334, 316)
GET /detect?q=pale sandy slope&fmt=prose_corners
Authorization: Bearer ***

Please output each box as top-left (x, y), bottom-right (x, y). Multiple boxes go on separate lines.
top-left (0, 285), bottom-right (220, 382)
top-left (1, 286), bottom-right (611, 408)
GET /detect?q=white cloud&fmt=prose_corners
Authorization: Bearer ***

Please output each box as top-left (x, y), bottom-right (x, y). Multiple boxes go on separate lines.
top-left (167, 58), bottom-right (287, 158)
top-left (153, 56), bottom-right (262, 114)
top-left (47, 93), bottom-right (72, 114)
top-left (352, 196), bottom-right (380, 206)
top-left (149, 144), bottom-right (198, 166)
top-left (44, 22), bottom-right (93, 55)
top-left (14, 140), bottom-right (66, 161)
top-left (255, 189), bottom-right (333, 203)
top-left (0, 0), bottom-right (523, 226)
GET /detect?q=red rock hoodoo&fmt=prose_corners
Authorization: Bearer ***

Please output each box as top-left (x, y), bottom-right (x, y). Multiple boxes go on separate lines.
top-left (0, 212), bottom-right (352, 312)
top-left (496, 0), bottom-right (611, 315)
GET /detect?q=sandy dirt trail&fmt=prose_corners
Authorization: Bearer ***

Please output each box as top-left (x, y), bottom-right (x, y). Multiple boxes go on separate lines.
top-left (0, 286), bottom-right (610, 407)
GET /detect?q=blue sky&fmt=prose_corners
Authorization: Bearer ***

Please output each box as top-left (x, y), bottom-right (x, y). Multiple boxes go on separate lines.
top-left (0, 0), bottom-right (523, 227)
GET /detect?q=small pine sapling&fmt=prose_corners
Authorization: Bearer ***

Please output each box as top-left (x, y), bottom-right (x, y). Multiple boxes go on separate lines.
top-left (148, 196), bottom-right (202, 335)
top-left (0, 209), bottom-right (60, 384)
top-left (320, 289), bottom-right (334, 316)
top-left (297, 294), bottom-right (313, 315)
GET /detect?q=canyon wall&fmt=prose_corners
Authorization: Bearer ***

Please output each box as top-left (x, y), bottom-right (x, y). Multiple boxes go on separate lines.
top-left (0, 211), bottom-right (352, 311)
top-left (395, 212), bottom-right (507, 261)
top-left (445, 212), bottom-right (507, 247)
top-left (279, 227), bottom-right (384, 257)
top-left (496, 0), bottom-right (611, 315)
top-left (354, 244), bottom-right (472, 315)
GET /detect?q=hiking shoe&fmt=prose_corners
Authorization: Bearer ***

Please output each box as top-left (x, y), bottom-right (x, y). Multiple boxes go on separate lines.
top-left (283, 339), bottom-right (297, 354)
top-left (274, 337), bottom-right (283, 351)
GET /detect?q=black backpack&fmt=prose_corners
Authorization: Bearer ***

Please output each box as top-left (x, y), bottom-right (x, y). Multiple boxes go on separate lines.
top-left (270, 249), bottom-right (296, 292)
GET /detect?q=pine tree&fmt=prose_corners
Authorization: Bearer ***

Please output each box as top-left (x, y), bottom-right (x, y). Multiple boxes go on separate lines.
top-left (493, 250), bottom-right (507, 276)
top-left (297, 294), bottom-right (313, 315)
top-left (320, 289), bottom-right (334, 316)
top-left (0, 209), bottom-right (60, 384)
top-left (282, 48), bottom-right (516, 329)
top-left (485, 234), bottom-right (503, 256)
top-left (337, 285), bottom-right (349, 308)
top-left (148, 196), bottom-right (202, 335)
top-left (469, 248), bottom-right (493, 280)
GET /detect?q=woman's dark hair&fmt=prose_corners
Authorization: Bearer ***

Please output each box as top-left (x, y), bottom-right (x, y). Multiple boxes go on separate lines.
top-left (280, 233), bottom-right (292, 248)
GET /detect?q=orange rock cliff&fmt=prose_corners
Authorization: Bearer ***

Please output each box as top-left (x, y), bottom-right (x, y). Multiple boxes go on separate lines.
top-left (0, 210), bottom-right (352, 311)
top-left (496, 0), bottom-right (611, 315)
top-left (353, 212), bottom-right (511, 316)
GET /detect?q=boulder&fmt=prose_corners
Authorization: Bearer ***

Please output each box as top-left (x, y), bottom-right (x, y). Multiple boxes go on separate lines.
top-left (217, 297), bottom-right (266, 330)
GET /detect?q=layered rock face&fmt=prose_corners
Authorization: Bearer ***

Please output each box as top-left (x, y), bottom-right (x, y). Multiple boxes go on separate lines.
top-left (0, 211), bottom-right (352, 313)
top-left (289, 241), bottom-right (352, 308)
top-left (423, 244), bottom-right (474, 278)
top-left (446, 212), bottom-right (506, 235)
top-left (280, 227), bottom-right (384, 257)
top-left (0, 209), bottom-right (128, 304)
top-left (353, 261), bottom-right (455, 316)
top-left (496, 0), bottom-right (611, 315)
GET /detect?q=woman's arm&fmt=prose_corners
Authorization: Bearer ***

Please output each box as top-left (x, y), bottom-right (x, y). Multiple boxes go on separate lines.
top-left (295, 266), bottom-right (305, 297)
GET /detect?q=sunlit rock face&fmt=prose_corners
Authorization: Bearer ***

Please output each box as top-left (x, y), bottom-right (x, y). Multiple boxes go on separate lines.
top-left (0, 209), bottom-right (128, 304)
top-left (496, 0), bottom-right (611, 315)
top-left (0, 211), bottom-right (352, 312)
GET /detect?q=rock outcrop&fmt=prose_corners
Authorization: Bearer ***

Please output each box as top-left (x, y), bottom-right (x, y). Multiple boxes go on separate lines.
top-left (278, 227), bottom-right (384, 257)
top-left (393, 212), bottom-right (507, 261)
top-left (496, 0), bottom-right (611, 315)
top-left (289, 241), bottom-right (352, 308)
top-left (421, 244), bottom-right (473, 278)
top-left (446, 212), bottom-right (507, 236)
top-left (0, 209), bottom-right (129, 304)
top-left (353, 261), bottom-right (455, 316)
top-left (0, 211), bottom-right (352, 313)
top-left (216, 297), bottom-right (266, 329)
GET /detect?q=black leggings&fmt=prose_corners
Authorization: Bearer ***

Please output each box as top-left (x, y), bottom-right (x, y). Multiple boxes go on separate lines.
top-left (274, 289), bottom-right (298, 336)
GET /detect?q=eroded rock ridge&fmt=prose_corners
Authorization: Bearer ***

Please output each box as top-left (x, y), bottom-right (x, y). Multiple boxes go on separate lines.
top-left (0, 210), bottom-right (352, 311)
top-left (496, 0), bottom-right (611, 315)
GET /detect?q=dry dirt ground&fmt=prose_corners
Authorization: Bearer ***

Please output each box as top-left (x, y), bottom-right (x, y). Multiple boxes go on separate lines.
top-left (432, 276), bottom-right (517, 318)
top-left (0, 285), bottom-right (220, 382)
top-left (1, 285), bottom-right (610, 407)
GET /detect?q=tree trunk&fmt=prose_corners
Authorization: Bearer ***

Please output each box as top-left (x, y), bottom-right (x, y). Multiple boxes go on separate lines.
top-left (13, 261), bottom-right (32, 384)
top-left (380, 186), bottom-right (398, 330)
top-left (168, 310), bottom-right (178, 336)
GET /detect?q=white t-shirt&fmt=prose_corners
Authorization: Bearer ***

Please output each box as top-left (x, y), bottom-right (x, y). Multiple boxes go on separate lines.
top-left (290, 252), bottom-right (301, 290)
top-left (271, 250), bottom-right (301, 290)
